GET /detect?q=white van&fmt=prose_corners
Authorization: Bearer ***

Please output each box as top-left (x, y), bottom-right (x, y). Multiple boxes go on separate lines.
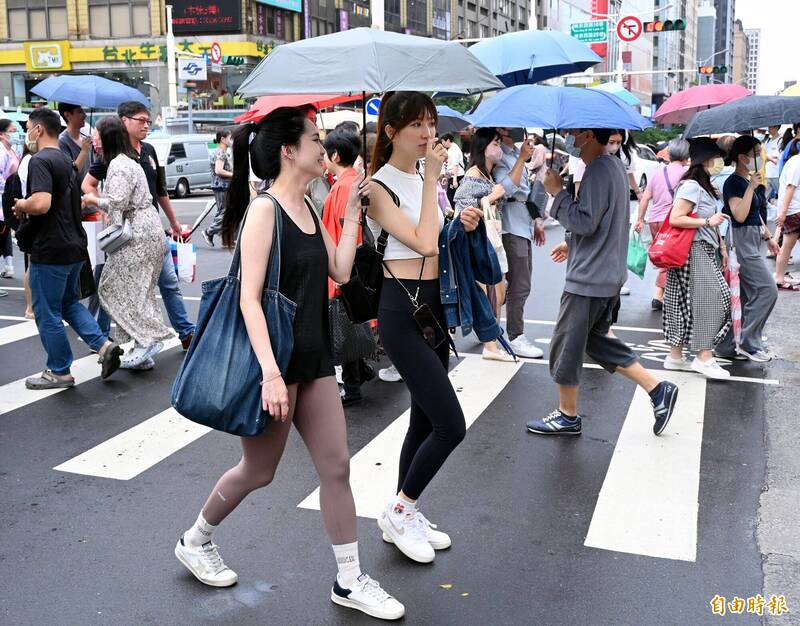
top-left (148, 134), bottom-right (215, 198)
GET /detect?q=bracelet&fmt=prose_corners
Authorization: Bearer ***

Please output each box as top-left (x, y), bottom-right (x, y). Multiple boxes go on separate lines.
top-left (260, 373), bottom-right (282, 386)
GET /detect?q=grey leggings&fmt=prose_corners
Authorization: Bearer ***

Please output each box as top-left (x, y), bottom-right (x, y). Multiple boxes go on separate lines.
top-left (200, 376), bottom-right (356, 545)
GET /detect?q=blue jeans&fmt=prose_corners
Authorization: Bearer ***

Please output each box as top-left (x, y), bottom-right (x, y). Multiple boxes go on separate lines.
top-left (30, 261), bottom-right (108, 375)
top-left (158, 236), bottom-right (195, 340)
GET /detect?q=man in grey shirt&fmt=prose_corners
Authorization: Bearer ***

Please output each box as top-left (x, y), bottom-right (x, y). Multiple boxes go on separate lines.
top-left (526, 127), bottom-right (679, 438)
top-left (493, 128), bottom-right (546, 358)
top-left (56, 103), bottom-right (92, 185)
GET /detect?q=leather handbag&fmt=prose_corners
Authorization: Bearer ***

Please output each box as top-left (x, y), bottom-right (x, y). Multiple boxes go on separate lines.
top-left (648, 207), bottom-right (696, 269)
top-left (328, 296), bottom-right (377, 365)
top-left (171, 193), bottom-right (296, 437)
top-left (97, 218), bottom-right (132, 253)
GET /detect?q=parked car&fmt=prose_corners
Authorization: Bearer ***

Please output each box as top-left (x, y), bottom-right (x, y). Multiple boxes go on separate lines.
top-left (630, 144), bottom-right (662, 192)
top-left (147, 134), bottom-right (215, 198)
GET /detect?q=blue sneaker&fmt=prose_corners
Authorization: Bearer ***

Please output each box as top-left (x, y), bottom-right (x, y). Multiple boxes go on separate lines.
top-left (650, 381), bottom-right (679, 436)
top-left (527, 410), bottom-right (582, 436)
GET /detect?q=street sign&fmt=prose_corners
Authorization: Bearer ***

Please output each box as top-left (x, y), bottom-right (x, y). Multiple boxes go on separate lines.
top-left (178, 58), bottom-right (207, 81)
top-left (365, 97), bottom-right (381, 116)
top-left (210, 42), bottom-right (222, 64)
top-left (570, 20), bottom-right (609, 44)
top-left (617, 15), bottom-right (643, 42)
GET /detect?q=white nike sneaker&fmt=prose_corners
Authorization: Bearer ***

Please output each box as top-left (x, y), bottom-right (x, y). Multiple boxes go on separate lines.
top-left (378, 365), bottom-right (403, 382)
top-left (691, 357), bottom-right (731, 380)
top-left (663, 355), bottom-right (693, 371)
top-left (174, 537), bottom-right (238, 587)
top-left (331, 573), bottom-right (405, 620)
top-left (508, 335), bottom-right (544, 359)
top-left (377, 501), bottom-right (435, 563)
top-left (383, 509), bottom-right (451, 550)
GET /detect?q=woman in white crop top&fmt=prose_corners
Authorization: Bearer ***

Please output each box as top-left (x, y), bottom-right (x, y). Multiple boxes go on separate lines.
top-left (367, 91), bottom-right (483, 565)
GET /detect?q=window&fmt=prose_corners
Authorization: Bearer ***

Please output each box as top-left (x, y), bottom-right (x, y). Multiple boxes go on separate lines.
top-left (88, 0), bottom-right (150, 38)
top-left (169, 143), bottom-right (187, 161)
top-left (467, 20), bottom-right (476, 37)
top-left (6, 0), bottom-right (67, 40)
top-left (480, 24), bottom-right (488, 37)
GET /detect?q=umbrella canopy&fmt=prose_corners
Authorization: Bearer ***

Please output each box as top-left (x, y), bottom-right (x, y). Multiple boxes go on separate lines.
top-left (237, 27), bottom-right (503, 98)
top-left (466, 85), bottom-right (652, 131)
top-left (780, 83), bottom-right (800, 97)
top-left (683, 96), bottom-right (800, 137)
top-left (467, 30), bottom-right (602, 87)
top-left (653, 83), bottom-right (749, 125)
top-left (589, 81), bottom-right (639, 107)
top-left (436, 105), bottom-right (470, 134)
top-left (234, 93), bottom-right (366, 124)
top-left (31, 75), bottom-right (150, 109)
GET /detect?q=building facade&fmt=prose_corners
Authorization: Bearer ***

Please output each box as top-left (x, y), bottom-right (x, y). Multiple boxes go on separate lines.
top-left (744, 27), bottom-right (759, 94)
top-left (713, 0), bottom-right (734, 83)
top-left (731, 18), bottom-right (748, 88)
top-left (651, 0), bottom-right (698, 109)
top-left (696, 0), bottom-right (716, 67)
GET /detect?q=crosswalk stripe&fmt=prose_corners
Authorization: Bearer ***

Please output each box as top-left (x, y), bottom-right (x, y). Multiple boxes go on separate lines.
top-left (53, 408), bottom-right (210, 480)
top-left (0, 319), bottom-right (40, 347)
top-left (584, 371), bottom-right (705, 561)
top-left (297, 354), bottom-right (524, 519)
top-left (0, 336), bottom-right (181, 417)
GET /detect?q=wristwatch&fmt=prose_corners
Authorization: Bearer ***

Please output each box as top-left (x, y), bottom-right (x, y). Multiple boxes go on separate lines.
top-left (705, 217), bottom-right (710, 227)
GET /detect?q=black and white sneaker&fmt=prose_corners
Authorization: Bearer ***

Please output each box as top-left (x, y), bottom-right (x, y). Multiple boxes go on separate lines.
top-left (202, 229), bottom-right (215, 247)
top-left (651, 381), bottom-right (679, 436)
top-left (331, 573), bottom-right (405, 620)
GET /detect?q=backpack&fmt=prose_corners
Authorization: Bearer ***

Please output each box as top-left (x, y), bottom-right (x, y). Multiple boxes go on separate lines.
top-left (2, 171), bottom-right (22, 231)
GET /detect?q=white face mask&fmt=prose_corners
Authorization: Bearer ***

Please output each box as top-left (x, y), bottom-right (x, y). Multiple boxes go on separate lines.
top-left (485, 144), bottom-right (503, 163)
top-left (746, 157), bottom-right (756, 171)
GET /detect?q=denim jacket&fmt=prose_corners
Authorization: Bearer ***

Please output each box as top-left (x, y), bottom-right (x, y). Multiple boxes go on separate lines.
top-left (439, 218), bottom-right (514, 354)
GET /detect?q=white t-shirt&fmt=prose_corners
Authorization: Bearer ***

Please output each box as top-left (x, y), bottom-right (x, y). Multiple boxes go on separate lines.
top-left (765, 135), bottom-right (782, 179)
top-left (569, 156), bottom-right (586, 183)
top-left (446, 143), bottom-right (464, 178)
top-left (778, 154), bottom-right (800, 216)
top-left (18, 154), bottom-right (31, 196)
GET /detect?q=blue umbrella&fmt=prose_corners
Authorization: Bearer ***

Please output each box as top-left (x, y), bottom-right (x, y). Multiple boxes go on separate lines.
top-left (435, 105), bottom-right (470, 134)
top-left (31, 75), bottom-right (150, 109)
top-left (589, 81), bottom-right (640, 107)
top-left (466, 85), bottom-right (652, 130)
top-left (468, 30), bottom-right (603, 87)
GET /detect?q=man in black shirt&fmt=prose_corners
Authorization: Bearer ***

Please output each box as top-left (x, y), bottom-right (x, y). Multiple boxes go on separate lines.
top-left (82, 101), bottom-right (195, 351)
top-left (13, 108), bottom-right (122, 388)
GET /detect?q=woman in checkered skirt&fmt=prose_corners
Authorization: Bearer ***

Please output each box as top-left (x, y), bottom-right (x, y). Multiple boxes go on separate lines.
top-left (662, 138), bottom-right (733, 380)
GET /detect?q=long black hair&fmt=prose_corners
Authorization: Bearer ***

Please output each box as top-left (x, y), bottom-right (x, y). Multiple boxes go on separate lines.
top-left (780, 123), bottom-right (800, 151)
top-left (680, 162), bottom-right (719, 200)
top-left (371, 91), bottom-right (437, 176)
top-left (788, 138), bottom-right (800, 160)
top-left (96, 116), bottom-right (137, 166)
top-left (468, 127), bottom-right (501, 179)
top-left (222, 106), bottom-right (308, 248)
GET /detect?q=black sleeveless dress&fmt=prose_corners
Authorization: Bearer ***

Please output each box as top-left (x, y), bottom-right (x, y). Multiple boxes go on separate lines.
top-left (276, 197), bottom-right (334, 385)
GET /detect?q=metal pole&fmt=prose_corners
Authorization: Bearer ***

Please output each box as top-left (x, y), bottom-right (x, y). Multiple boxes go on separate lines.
top-left (187, 89), bottom-right (193, 131)
top-left (371, 0), bottom-right (384, 30)
top-left (166, 5), bottom-right (178, 108)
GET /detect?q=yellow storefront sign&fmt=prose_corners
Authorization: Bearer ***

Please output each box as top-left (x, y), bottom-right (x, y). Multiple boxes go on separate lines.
top-left (24, 41), bottom-right (72, 72)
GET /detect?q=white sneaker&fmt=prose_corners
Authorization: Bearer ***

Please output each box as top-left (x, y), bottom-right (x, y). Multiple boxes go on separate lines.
top-left (378, 365), bottom-right (403, 383)
top-left (508, 335), bottom-right (544, 359)
top-left (377, 501), bottom-right (435, 563)
top-left (335, 365), bottom-right (343, 384)
top-left (331, 573), bottom-right (405, 620)
top-left (663, 355), bottom-right (693, 371)
top-left (122, 342), bottom-right (163, 368)
top-left (691, 357), bottom-right (731, 380)
top-left (620, 285), bottom-right (631, 295)
top-left (481, 345), bottom-right (516, 362)
top-left (383, 509), bottom-right (451, 550)
top-left (174, 538), bottom-right (238, 587)
top-left (1, 267), bottom-right (14, 279)
top-left (737, 347), bottom-right (772, 363)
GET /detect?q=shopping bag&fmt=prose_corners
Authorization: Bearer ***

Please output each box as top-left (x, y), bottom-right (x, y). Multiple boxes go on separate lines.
top-left (626, 228), bottom-right (648, 279)
top-left (81, 221), bottom-right (105, 268)
top-left (170, 240), bottom-right (197, 283)
top-left (648, 208), bottom-right (696, 269)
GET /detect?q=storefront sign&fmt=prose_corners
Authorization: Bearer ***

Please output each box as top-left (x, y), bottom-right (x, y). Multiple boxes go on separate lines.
top-left (570, 21), bottom-right (608, 43)
top-left (257, 0), bottom-right (302, 13)
top-left (24, 41), bottom-right (71, 72)
top-left (178, 58), bottom-right (208, 81)
top-left (171, 0), bottom-right (241, 33)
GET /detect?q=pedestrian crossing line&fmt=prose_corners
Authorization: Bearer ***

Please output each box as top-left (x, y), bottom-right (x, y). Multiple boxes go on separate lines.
top-left (156, 295), bottom-right (201, 302)
top-left (0, 336), bottom-right (181, 417)
top-left (0, 319), bottom-right (40, 347)
top-left (584, 371), bottom-right (705, 562)
top-left (0, 286), bottom-right (23, 291)
top-left (504, 318), bottom-right (663, 334)
top-left (297, 354), bottom-right (524, 520)
top-left (54, 408), bottom-right (210, 480)
top-left (0, 315), bottom-right (30, 322)
top-left (1, 285), bottom-right (202, 301)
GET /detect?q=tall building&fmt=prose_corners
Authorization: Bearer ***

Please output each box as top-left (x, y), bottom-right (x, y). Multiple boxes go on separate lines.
top-left (696, 1), bottom-right (717, 68)
top-left (745, 28), bottom-right (760, 94)
top-left (451, 0), bottom-right (529, 40)
top-left (731, 18), bottom-right (748, 88)
top-left (713, 0), bottom-right (735, 83)
top-left (651, 0), bottom-right (699, 109)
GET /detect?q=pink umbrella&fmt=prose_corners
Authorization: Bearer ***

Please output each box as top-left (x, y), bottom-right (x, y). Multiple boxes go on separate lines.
top-left (654, 84), bottom-right (750, 125)
top-left (233, 93), bottom-right (366, 124)
top-left (725, 247), bottom-right (742, 347)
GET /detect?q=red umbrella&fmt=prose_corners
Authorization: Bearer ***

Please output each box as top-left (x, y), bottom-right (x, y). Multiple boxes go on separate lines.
top-left (653, 84), bottom-right (750, 125)
top-left (234, 93), bottom-right (366, 124)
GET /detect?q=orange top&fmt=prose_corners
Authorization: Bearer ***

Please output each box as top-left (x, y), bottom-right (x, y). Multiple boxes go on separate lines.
top-left (322, 167), bottom-right (362, 298)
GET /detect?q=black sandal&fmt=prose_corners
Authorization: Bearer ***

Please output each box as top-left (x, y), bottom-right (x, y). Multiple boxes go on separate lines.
top-left (98, 342), bottom-right (123, 380)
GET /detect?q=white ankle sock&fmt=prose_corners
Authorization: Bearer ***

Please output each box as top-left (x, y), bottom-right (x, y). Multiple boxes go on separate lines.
top-left (389, 494), bottom-right (416, 521)
top-left (184, 513), bottom-right (216, 548)
top-left (332, 541), bottom-right (361, 588)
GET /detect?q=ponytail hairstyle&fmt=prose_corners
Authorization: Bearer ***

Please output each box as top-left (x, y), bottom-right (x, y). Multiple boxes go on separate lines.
top-left (680, 162), bottom-right (719, 200)
top-left (222, 106), bottom-right (308, 247)
top-left (215, 129), bottom-right (231, 144)
top-left (370, 91), bottom-right (438, 176)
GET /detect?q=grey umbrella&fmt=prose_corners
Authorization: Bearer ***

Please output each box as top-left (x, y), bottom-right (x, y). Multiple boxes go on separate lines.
top-left (684, 96), bottom-right (800, 138)
top-left (237, 28), bottom-right (503, 98)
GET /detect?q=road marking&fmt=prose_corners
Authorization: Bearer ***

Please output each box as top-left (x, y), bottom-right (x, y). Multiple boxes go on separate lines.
top-left (54, 408), bottom-right (210, 480)
top-left (584, 371), bottom-right (705, 561)
top-left (0, 286), bottom-right (23, 291)
top-left (297, 354), bottom-right (524, 519)
top-left (157, 294), bottom-right (201, 302)
top-left (0, 315), bottom-right (31, 322)
top-left (0, 336), bottom-right (181, 417)
top-left (503, 317), bottom-right (663, 334)
top-left (0, 319), bottom-right (40, 347)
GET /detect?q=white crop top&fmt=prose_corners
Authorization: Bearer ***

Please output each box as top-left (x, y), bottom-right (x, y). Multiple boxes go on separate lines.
top-left (367, 163), bottom-right (445, 261)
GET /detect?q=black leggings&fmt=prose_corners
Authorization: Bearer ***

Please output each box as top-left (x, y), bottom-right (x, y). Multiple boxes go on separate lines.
top-left (378, 278), bottom-right (466, 500)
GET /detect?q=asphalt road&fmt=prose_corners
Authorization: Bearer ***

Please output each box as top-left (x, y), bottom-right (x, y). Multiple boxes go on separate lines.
top-left (1, 195), bottom-right (796, 625)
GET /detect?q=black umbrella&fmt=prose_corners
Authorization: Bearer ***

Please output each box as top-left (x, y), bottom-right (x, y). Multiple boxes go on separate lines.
top-left (684, 96), bottom-right (800, 138)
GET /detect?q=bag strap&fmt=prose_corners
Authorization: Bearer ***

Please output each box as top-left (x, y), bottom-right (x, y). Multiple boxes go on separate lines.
top-left (368, 178), bottom-right (397, 257)
top-left (226, 191), bottom-right (283, 294)
top-left (662, 166), bottom-right (676, 199)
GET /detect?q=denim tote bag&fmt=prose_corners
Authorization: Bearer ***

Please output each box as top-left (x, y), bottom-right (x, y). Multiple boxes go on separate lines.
top-left (171, 194), bottom-right (296, 436)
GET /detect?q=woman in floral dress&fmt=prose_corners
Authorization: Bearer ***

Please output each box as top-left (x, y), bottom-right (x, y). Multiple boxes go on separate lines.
top-left (82, 117), bottom-right (172, 369)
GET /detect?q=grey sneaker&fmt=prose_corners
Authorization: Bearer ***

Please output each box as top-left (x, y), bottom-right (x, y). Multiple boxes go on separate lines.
top-left (202, 229), bottom-right (215, 247)
top-left (737, 348), bottom-right (772, 363)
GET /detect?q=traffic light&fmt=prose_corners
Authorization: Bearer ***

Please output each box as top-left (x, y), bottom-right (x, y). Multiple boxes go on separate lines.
top-left (644, 19), bottom-right (686, 32)
top-left (698, 65), bottom-right (728, 75)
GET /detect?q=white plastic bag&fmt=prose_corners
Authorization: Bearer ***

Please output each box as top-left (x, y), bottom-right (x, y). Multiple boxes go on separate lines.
top-left (171, 241), bottom-right (197, 284)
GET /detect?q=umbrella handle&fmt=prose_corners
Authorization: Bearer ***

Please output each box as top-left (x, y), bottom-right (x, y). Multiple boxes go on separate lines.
top-left (468, 92), bottom-right (483, 115)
